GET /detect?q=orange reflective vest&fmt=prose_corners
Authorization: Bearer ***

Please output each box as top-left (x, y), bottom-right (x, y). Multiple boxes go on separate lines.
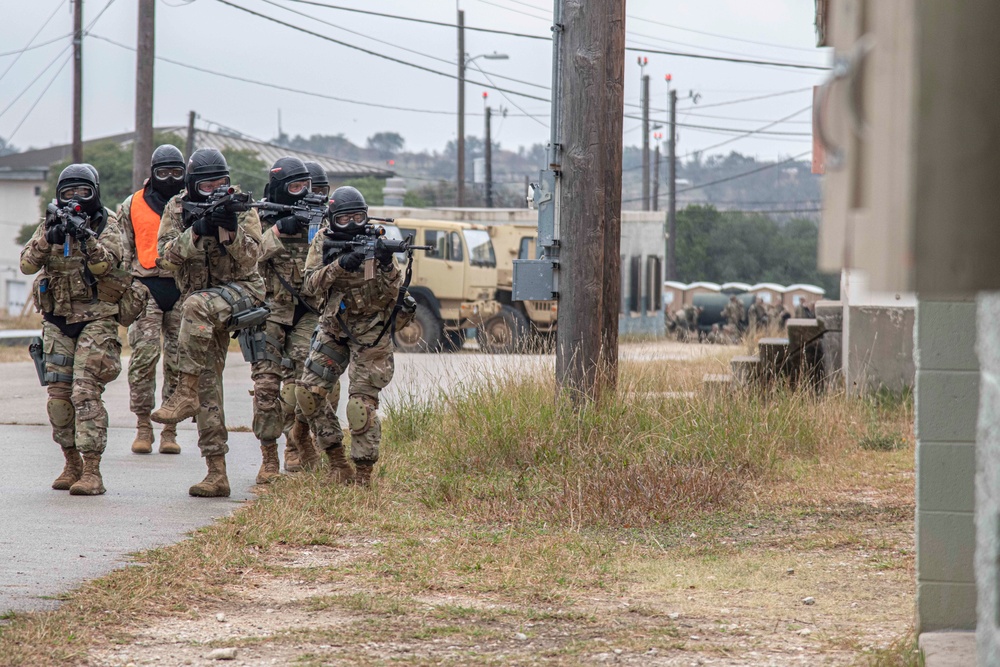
top-left (130, 189), bottom-right (161, 270)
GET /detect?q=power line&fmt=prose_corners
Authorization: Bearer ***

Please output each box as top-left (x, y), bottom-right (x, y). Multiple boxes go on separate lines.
top-left (628, 13), bottom-right (822, 54)
top-left (681, 87), bottom-right (813, 110)
top-left (476, 0), bottom-right (549, 21)
top-left (468, 59), bottom-right (548, 130)
top-left (0, 2), bottom-right (67, 84)
top-left (5, 53), bottom-right (73, 143)
top-left (622, 113), bottom-right (811, 136)
top-left (0, 45), bottom-right (72, 121)
top-left (278, 0), bottom-right (551, 41)
top-left (624, 45), bottom-right (829, 71)
top-left (214, 0), bottom-right (551, 103)
top-left (675, 106), bottom-right (813, 159)
top-left (0, 33), bottom-right (73, 59)
top-left (676, 151), bottom-right (812, 194)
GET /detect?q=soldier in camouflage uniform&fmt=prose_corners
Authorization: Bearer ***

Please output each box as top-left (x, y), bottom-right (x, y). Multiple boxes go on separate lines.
top-left (747, 296), bottom-right (769, 334)
top-left (20, 164), bottom-right (124, 495)
top-left (117, 145), bottom-right (186, 455)
top-left (722, 295), bottom-right (745, 333)
top-left (251, 157), bottom-right (323, 484)
top-left (299, 186), bottom-right (404, 487)
top-left (150, 148), bottom-right (265, 498)
top-left (303, 160), bottom-right (330, 198)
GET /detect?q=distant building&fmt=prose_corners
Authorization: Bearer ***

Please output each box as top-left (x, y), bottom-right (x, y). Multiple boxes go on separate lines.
top-left (0, 126), bottom-right (393, 314)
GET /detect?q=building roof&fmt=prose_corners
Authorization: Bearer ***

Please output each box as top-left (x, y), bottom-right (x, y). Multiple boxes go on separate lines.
top-left (0, 126), bottom-right (394, 181)
top-left (785, 283), bottom-right (825, 295)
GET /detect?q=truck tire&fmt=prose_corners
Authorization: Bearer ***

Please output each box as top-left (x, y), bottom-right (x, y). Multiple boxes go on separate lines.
top-left (393, 305), bottom-right (443, 353)
top-left (480, 305), bottom-right (530, 354)
top-left (442, 329), bottom-right (466, 352)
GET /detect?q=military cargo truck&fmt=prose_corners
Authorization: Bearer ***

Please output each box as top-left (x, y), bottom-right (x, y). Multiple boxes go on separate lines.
top-left (480, 223), bottom-right (558, 353)
top-left (382, 219), bottom-right (500, 352)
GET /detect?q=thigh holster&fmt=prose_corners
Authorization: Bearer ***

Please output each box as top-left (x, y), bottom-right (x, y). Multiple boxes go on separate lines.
top-left (304, 331), bottom-right (349, 384)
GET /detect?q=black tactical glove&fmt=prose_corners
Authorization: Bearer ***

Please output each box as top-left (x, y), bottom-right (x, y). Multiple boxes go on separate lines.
top-left (374, 239), bottom-right (395, 268)
top-left (337, 249), bottom-right (366, 273)
top-left (45, 224), bottom-right (66, 246)
top-left (275, 215), bottom-right (300, 236)
top-left (211, 207), bottom-right (239, 232)
top-left (191, 216), bottom-right (214, 238)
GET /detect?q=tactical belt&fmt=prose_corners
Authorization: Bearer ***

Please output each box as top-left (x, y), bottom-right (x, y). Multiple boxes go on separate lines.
top-left (45, 352), bottom-right (74, 385)
top-left (305, 332), bottom-right (350, 383)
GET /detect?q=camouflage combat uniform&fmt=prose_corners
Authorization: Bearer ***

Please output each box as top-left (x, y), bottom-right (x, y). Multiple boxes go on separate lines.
top-left (252, 215), bottom-right (323, 472)
top-left (118, 188), bottom-right (182, 451)
top-left (155, 190), bottom-right (264, 458)
top-left (722, 298), bottom-right (745, 330)
top-left (747, 298), bottom-right (768, 332)
top-left (20, 210), bottom-right (124, 460)
top-left (298, 233), bottom-right (403, 484)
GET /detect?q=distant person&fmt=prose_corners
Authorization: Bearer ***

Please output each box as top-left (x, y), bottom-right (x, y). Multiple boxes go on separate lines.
top-left (116, 145), bottom-right (186, 456)
top-left (747, 296), bottom-right (768, 333)
top-left (303, 161), bottom-right (331, 198)
top-left (722, 295), bottom-right (745, 332)
top-left (21, 164), bottom-right (127, 495)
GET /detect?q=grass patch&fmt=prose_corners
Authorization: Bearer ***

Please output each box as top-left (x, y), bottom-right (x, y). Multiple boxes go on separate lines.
top-left (858, 631), bottom-right (924, 666)
top-left (0, 351), bottom-right (916, 665)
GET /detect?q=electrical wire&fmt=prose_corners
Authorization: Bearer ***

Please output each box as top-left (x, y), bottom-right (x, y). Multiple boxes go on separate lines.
top-left (468, 59), bottom-right (548, 130)
top-left (624, 45), bottom-right (828, 71)
top-left (0, 33), bottom-right (74, 59)
top-left (676, 151), bottom-right (812, 194)
top-left (681, 87), bottom-right (812, 110)
top-left (476, 0), bottom-right (549, 21)
top-left (0, 45), bottom-right (72, 121)
top-left (214, 0), bottom-right (552, 103)
top-left (0, 1), bottom-right (67, 84)
top-left (4, 53), bottom-right (73, 143)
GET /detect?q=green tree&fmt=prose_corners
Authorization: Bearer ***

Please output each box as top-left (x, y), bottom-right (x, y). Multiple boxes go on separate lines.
top-left (366, 132), bottom-right (405, 158)
top-left (223, 147), bottom-right (268, 198)
top-left (340, 177), bottom-right (385, 206)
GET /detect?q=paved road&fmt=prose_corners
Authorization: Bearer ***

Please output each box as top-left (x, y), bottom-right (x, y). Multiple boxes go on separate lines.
top-left (0, 342), bottom-right (714, 614)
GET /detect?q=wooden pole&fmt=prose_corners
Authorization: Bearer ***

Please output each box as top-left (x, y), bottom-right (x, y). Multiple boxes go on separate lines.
top-left (185, 110), bottom-right (196, 160)
top-left (72, 0), bottom-right (83, 163)
top-left (132, 0), bottom-right (155, 191)
top-left (484, 105), bottom-right (493, 208)
top-left (555, 0), bottom-right (626, 401)
top-left (456, 10), bottom-right (466, 207)
top-left (667, 89), bottom-right (677, 280)
top-left (641, 74), bottom-right (650, 211)
top-left (652, 142), bottom-right (660, 212)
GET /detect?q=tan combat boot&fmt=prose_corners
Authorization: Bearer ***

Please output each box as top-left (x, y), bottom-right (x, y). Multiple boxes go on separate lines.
top-left (296, 422), bottom-right (322, 471)
top-left (69, 452), bottom-right (106, 496)
top-left (189, 455), bottom-right (230, 497)
top-left (159, 424), bottom-right (181, 454)
top-left (151, 372), bottom-right (200, 425)
top-left (284, 429), bottom-right (302, 472)
top-left (326, 445), bottom-right (354, 484)
top-left (52, 447), bottom-right (83, 490)
top-left (352, 462), bottom-right (374, 488)
top-left (256, 441), bottom-right (281, 484)
top-left (131, 414), bottom-right (154, 454)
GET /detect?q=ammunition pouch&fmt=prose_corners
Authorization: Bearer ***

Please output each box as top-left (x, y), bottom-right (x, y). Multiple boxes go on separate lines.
top-left (32, 275), bottom-right (54, 314)
top-left (116, 280), bottom-right (150, 327)
top-left (237, 326), bottom-right (292, 368)
top-left (29, 335), bottom-right (74, 386)
top-left (96, 267), bottom-right (132, 304)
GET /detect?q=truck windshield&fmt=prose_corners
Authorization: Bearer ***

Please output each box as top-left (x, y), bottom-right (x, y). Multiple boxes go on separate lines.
top-left (380, 224), bottom-right (407, 262)
top-left (463, 229), bottom-right (496, 268)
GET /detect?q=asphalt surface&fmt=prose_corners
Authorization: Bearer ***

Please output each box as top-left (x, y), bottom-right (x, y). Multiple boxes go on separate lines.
top-left (0, 341), bottom-right (709, 614)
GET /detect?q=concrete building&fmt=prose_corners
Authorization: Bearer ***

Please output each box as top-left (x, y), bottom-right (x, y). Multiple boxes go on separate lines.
top-left (0, 126), bottom-right (393, 315)
top-left (815, 2), bottom-right (998, 663)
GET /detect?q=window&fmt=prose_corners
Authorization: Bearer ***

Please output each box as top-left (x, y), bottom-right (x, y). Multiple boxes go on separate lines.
top-left (34, 186), bottom-right (41, 196)
top-left (425, 230), bottom-right (447, 259)
top-left (449, 232), bottom-right (464, 262)
top-left (462, 229), bottom-right (496, 267)
top-left (398, 227), bottom-right (417, 244)
top-left (646, 256), bottom-right (662, 314)
top-left (629, 256), bottom-right (641, 315)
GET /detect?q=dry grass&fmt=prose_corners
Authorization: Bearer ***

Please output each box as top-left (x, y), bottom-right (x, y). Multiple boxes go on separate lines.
top-left (0, 351), bottom-right (917, 666)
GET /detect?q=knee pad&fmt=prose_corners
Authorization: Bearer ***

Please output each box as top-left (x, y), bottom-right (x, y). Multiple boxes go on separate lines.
top-left (295, 385), bottom-right (324, 417)
top-left (346, 395), bottom-right (376, 435)
top-left (47, 398), bottom-right (75, 428)
top-left (279, 383), bottom-right (298, 415)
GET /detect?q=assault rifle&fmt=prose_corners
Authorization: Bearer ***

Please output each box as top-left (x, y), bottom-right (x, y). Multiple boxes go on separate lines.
top-left (252, 192), bottom-right (328, 241)
top-left (182, 186), bottom-right (253, 222)
top-left (46, 201), bottom-right (94, 257)
top-left (322, 222), bottom-right (432, 280)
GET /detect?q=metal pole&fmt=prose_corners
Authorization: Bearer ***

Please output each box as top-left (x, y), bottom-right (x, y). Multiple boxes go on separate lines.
top-left (132, 0), bottom-right (155, 191)
top-left (641, 74), bottom-right (650, 211)
top-left (485, 105), bottom-right (493, 208)
top-left (652, 141), bottom-right (660, 212)
top-left (457, 10), bottom-right (466, 207)
top-left (185, 110), bottom-right (196, 160)
top-left (667, 88), bottom-right (677, 280)
top-left (72, 0), bottom-right (83, 163)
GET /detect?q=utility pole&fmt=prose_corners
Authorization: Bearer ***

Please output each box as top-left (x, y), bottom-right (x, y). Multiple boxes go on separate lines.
top-left (555, 0), bottom-right (626, 401)
top-left (652, 132), bottom-right (661, 212)
top-left (484, 102), bottom-right (493, 208)
top-left (456, 9), bottom-right (466, 207)
top-left (666, 86), bottom-right (678, 280)
top-left (72, 0), bottom-right (83, 163)
top-left (132, 0), bottom-right (155, 191)
top-left (185, 110), bottom-right (196, 160)
top-left (641, 71), bottom-right (650, 211)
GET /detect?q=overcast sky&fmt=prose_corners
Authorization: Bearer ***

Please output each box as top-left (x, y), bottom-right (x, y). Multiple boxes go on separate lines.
top-left (0, 0), bottom-right (829, 164)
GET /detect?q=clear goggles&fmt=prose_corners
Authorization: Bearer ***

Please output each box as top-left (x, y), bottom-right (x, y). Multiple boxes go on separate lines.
top-left (153, 166), bottom-right (184, 180)
top-left (286, 179), bottom-right (311, 196)
top-left (58, 185), bottom-right (94, 201)
top-left (195, 176), bottom-right (231, 196)
top-left (311, 184), bottom-right (330, 197)
top-left (334, 211), bottom-right (367, 227)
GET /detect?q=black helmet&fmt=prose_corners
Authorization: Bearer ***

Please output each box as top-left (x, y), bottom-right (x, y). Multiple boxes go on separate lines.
top-left (267, 156), bottom-right (310, 206)
top-left (150, 144), bottom-right (185, 200)
top-left (303, 161), bottom-right (329, 197)
top-left (328, 185), bottom-right (368, 233)
top-left (56, 163), bottom-right (101, 215)
top-left (185, 148), bottom-right (230, 202)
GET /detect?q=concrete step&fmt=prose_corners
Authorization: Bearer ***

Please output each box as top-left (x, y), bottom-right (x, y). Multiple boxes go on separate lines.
top-left (786, 318), bottom-right (824, 352)
top-left (730, 355), bottom-right (760, 387)
top-left (918, 631), bottom-right (975, 667)
top-left (702, 373), bottom-right (733, 394)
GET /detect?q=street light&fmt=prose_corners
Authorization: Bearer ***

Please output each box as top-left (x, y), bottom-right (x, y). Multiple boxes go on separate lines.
top-left (458, 51), bottom-right (509, 207)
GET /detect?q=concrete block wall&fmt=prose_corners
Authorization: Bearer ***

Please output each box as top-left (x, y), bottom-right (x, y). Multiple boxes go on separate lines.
top-left (848, 306), bottom-right (915, 395)
top-left (977, 294), bottom-right (1000, 663)
top-left (916, 299), bottom-right (978, 632)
